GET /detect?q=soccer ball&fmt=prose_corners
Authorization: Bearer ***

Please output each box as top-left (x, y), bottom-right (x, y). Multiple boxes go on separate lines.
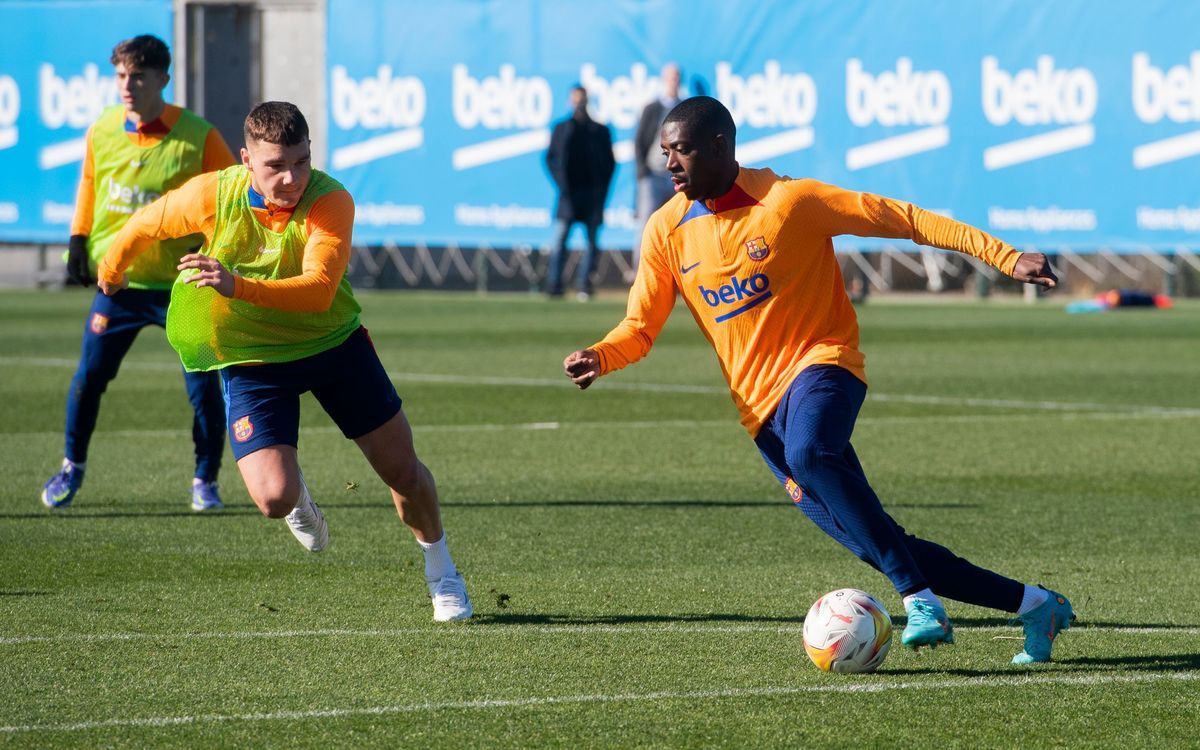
top-left (802, 588), bottom-right (893, 674)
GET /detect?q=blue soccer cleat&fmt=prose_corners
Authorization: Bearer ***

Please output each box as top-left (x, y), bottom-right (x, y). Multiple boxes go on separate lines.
top-left (1012, 587), bottom-right (1074, 664)
top-left (190, 480), bottom-right (224, 512)
top-left (901, 599), bottom-right (954, 650)
top-left (41, 459), bottom-right (85, 508)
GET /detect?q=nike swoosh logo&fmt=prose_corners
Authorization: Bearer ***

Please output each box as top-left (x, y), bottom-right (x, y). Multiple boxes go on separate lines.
top-left (680, 262), bottom-right (700, 274)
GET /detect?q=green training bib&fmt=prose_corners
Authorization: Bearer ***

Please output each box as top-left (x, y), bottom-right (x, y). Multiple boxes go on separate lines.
top-left (86, 106), bottom-right (210, 288)
top-left (166, 166), bottom-right (361, 371)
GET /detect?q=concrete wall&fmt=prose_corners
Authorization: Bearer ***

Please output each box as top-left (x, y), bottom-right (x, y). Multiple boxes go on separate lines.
top-left (173, 0), bottom-right (326, 166)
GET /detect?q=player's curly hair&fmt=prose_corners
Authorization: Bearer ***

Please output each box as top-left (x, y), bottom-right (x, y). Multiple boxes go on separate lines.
top-left (110, 35), bottom-right (171, 72)
top-left (663, 96), bottom-right (736, 143)
top-left (244, 101), bottom-right (309, 146)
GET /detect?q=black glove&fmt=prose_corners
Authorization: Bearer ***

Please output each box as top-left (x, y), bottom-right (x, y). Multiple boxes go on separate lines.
top-left (66, 234), bottom-right (94, 287)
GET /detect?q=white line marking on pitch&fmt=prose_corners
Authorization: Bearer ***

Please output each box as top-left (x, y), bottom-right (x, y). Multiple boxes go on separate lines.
top-left (3, 623), bottom-right (1197, 646)
top-left (4, 357), bottom-right (1200, 416)
top-left (2, 671), bottom-right (1197, 735)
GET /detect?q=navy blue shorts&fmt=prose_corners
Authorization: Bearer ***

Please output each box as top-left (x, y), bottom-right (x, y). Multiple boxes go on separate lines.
top-left (220, 326), bottom-right (403, 460)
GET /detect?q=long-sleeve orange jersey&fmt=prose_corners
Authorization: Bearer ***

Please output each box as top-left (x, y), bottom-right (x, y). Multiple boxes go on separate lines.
top-left (592, 167), bottom-right (1022, 436)
top-left (97, 171), bottom-right (355, 313)
top-left (71, 104), bottom-right (236, 236)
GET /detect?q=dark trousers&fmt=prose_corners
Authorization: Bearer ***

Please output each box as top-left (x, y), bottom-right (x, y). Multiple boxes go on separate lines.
top-left (546, 219), bottom-right (600, 295)
top-left (64, 289), bottom-right (225, 481)
top-left (754, 364), bottom-right (1022, 612)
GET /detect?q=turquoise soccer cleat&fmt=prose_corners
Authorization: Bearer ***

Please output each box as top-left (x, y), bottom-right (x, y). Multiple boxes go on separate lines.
top-left (1012, 587), bottom-right (1074, 664)
top-left (901, 599), bottom-right (954, 650)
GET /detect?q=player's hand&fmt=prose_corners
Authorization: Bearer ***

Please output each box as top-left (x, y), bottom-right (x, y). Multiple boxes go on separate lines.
top-left (1010, 252), bottom-right (1058, 289)
top-left (66, 234), bottom-right (94, 286)
top-left (97, 272), bottom-right (129, 296)
top-left (178, 253), bottom-right (235, 297)
top-left (563, 348), bottom-right (601, 390)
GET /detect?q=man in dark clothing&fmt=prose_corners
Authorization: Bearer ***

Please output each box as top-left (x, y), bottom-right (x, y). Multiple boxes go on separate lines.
top-left (545, 86), bottom-right (615, 300)
top-left (632, 63), bottom-right (682, 272)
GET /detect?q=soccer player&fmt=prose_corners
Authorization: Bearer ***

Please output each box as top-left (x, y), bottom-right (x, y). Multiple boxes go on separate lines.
top-left (562, 97), bottom-right (1073, 663)
top-left (95, 101), bottom-right (472, 621)
top-left (41, 34), bottom-right (234, 512)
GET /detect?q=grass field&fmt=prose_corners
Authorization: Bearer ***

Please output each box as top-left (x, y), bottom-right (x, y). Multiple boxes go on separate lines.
top-left (1, 289), bottom-right (1198, 748)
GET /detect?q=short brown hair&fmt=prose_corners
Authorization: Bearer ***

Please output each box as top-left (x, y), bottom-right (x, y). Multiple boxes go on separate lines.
top-left (110, 35), bottom-right (171, 72)
top-left (244, 101), bottom-right (309, 146)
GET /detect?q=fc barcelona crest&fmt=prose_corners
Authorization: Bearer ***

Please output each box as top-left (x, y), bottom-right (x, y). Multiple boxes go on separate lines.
top-left (90, 313), bottom-right (109, 334)
top-left (233, 416), bottom-right (254, 443)
top-left (745, 236), bottom-right (769, 260)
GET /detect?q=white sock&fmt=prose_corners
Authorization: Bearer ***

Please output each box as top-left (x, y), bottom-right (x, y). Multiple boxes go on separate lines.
top-left (1017, 585), bottom-right (1050, 615)
top-left (419, 534), bottom-right (456, 582)
top-left (288, 478), bottom-right (312, 518)
top-left (903, 588), bottom-right (943, 611)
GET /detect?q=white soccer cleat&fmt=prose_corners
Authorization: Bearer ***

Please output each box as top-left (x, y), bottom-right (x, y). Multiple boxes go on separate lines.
top-left (284, 483), bottom-right (328, 552)
top-left (428, 572), bottom-right (473, 622)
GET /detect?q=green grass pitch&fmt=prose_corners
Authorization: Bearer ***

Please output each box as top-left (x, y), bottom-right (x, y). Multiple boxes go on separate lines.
top-left (1, 289), bottom-right (1198, 747)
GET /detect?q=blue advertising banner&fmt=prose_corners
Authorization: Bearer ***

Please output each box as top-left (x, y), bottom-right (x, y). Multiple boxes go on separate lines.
top-left (326, 0), bottom-right (1200, 251)
top-left (0, 0), bottom-right (174, 243)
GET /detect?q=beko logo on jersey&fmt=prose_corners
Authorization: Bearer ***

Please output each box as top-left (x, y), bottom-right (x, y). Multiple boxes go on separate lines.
top-left (329, 65), bottom-right (426, 171)
top-left (1131, 52), bottom-right (1200, 169)
top-left (981, 56), bottom-right (1097, 170)
top-left (844, 58), bottom-right (951, 170)
top-left (103, 176), bottom-right (160, 213)
top-left (718, 60), bottom-right (817, 166)
top-left (699, 274), bottom-right (772, 323)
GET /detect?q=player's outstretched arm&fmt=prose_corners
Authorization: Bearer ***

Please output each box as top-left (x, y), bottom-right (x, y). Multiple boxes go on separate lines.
top-left (1009, 252), bottom-right (1059, 289)
top-left (563, 349), bottom-right (601, 390)
top-left (98, 173), bottom-right (217, 296)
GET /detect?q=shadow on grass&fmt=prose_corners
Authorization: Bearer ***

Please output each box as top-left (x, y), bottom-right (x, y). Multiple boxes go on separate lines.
top-left (0, 590), bottom-right (52, 597)
top-left (471, 611), bottom-right (806, 626)
top-left (445, 500), bottom-right (979, 509)
top-left (470, 612), bottom-right (1196, 632)
top-left (0, 508), bottom-right (265, 519)
top-left (0, 498), bottom-right (979, 517)
top-left (884, 651), bottom-right (1200, 678)
top-left (1056, 652), bottom-right (1200, 670)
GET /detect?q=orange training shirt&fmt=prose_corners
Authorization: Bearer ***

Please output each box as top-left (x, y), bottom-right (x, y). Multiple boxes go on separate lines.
top-left (97, 171), bottom-right (356, 313)
top-left (591, 167), bottom-right (1022, 436)
top-left (71, 104), bottom-right (236, 236)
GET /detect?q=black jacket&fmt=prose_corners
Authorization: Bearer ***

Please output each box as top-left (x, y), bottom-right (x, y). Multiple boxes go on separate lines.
top-left (546, 114), bottom-right (616, 224)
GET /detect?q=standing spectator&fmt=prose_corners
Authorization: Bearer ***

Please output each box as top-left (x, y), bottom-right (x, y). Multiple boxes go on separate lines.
top-left (545, 86), bottom-right (615, 301)
top-left (42, 34), bottom-right (234, 512)
top-left (632, 63), bottom-right (682, 273)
